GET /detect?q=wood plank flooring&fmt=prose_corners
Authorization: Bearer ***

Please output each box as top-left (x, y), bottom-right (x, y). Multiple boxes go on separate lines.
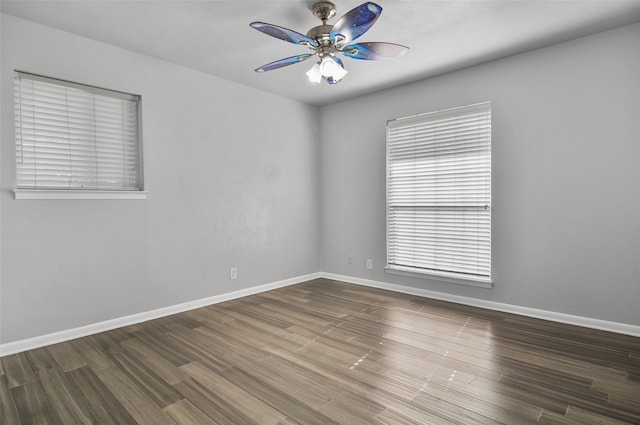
top-left (2, 278), bottom-right (639, 425)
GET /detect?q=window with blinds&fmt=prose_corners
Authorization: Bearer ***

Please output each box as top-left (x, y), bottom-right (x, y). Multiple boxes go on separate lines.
top-left (14, 71), bottom-right (143, 192)
top-left (386, 102), bottom-right (491, 284)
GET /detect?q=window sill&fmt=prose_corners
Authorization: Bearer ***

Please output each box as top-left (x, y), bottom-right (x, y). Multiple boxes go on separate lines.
top-left (14, 189), bottom-right (147, 200)
top-left (385, 265), bottom-right (492, 289)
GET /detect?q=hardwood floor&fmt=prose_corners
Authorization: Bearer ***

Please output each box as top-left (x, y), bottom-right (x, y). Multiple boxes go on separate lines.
top-left (2, 278), bottom-right (639, 425)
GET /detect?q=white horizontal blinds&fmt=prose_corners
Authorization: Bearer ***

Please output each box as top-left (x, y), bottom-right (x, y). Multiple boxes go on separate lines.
top-left (14, 72), bottom-right (141, 190)
top-left (387, 102), bottom-right (491, 281)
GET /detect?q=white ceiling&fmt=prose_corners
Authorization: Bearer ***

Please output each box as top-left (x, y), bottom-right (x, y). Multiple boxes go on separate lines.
top-left (3, 0), bottom-right (640, 106)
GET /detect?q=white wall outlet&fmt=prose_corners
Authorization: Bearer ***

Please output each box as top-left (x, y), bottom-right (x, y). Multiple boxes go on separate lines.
top-left (230, 267), bottom-right (237, 280)
top-left (348, 255), bottom-right (353, 264)
top-left (366, 259), bottom-right (373, 270)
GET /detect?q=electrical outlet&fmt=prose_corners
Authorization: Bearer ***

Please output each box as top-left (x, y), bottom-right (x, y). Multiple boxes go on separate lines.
top-left (230, 267), bottom-right (237, 280)
top-left (366, 259), bottom-right (373, 270)
top-left (348, 255), bottom-right (353, 264)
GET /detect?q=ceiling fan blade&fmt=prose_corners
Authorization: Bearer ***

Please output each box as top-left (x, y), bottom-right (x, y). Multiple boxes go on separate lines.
top-left (255, 53), bottom-right (316, 73)
top-left (250, 22), bottom-right (318, 47)
top-left (330, 2), bottom-right (382, 45)
top-left (342, 42), bottom-right (409, 60)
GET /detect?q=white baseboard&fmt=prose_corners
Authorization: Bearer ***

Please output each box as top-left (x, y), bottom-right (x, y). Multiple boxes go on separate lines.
top-left (2, 270), bottom-right (638, 356)
top-left (0, 272), bottom-right (323, 356)
top-left (321, 272), bottom-right (640, 337)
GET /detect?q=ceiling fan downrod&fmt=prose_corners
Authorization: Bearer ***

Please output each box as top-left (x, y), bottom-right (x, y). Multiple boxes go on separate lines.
top-left (307, 1), bottom-right (339, 47)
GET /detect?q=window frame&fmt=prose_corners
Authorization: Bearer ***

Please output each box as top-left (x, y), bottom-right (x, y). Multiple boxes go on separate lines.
top-left (13, 71), bottom-right (146, 200)
top-left (385, 102), bottom-right (492, 287)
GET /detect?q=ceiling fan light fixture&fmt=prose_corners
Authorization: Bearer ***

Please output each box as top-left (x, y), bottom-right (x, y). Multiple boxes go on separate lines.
top-left (306, 63), bottom-right (322, 83)
top-left (332, 64), bottom-right (348, 82)
top-left (307, 56), bottom-right (348, 84)
top-left (319, 56), bottom-right (338, 77)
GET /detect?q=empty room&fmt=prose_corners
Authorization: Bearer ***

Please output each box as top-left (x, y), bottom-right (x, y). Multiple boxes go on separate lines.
top-left (1, 1), bottom-right (639, 424)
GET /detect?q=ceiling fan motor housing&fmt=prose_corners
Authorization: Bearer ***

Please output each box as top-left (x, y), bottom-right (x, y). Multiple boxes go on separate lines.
top-left (306, 25), bottom-right (333, 46)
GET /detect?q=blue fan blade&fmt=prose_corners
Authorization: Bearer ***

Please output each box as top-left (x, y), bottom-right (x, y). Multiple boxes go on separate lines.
top-left (250, 22), bottom-right (318, 47)
top-left (342, 42), bottom-right (409, 60)
top-left (330, 2), bottom-right (382, 44)
top-left (255, 53), bottom-right (315, 72)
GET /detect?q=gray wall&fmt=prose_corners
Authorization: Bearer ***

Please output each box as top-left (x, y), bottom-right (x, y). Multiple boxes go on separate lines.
top-left (1, 15), bottom-right (322, 344)
top-left (320, 23), bottom-right (640, 326)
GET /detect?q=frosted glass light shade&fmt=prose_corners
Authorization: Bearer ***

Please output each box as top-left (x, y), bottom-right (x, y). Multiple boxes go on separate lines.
top-left (306, 63), bottom-right (322, 83)
top-left (307, 56), bottom-right (348, 84)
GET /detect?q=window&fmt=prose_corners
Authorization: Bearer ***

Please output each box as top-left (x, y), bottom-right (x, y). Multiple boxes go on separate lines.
top-left (386, 102), bottom-right (491, 285)
top-left (14, 71), bottom-right (144, 199)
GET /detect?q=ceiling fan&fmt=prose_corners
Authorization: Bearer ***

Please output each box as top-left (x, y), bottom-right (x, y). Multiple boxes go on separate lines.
top-left (250, 1), bottom-right (409, 84)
